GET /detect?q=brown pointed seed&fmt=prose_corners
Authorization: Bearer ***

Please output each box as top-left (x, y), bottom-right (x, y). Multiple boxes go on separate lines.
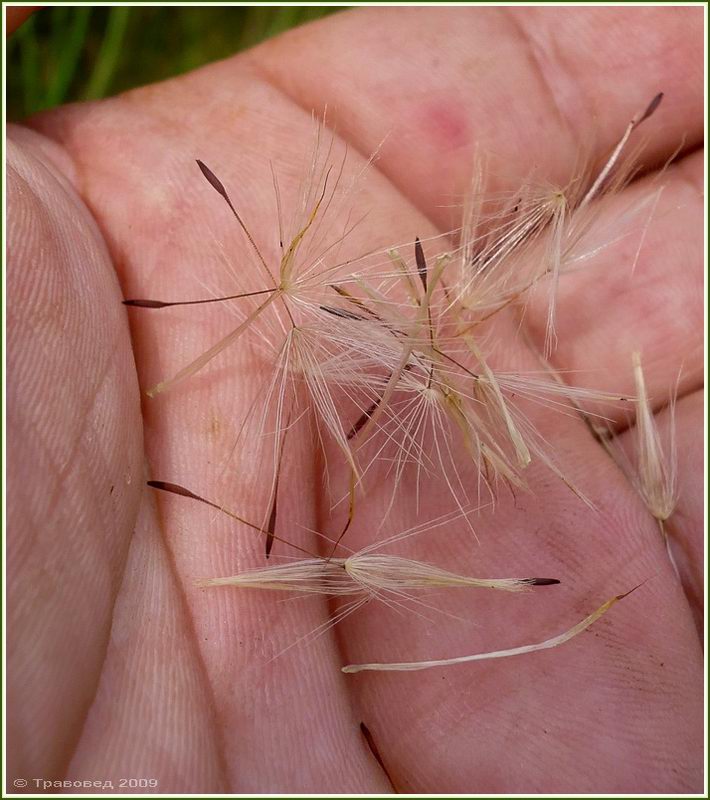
top-left (123, 287), bottom-right (277, 309)
top-left (414, 236), bottom-right (428, 290)
top-left (147, 480), bottom-right (317, 558)
top-left (348, 399), bottom-right (379, 440)
top-left (319, 305), bottom-right (367, 321)
top-left (266, 482), bottom-right (278, 558)
top-left (635, 92), bottom-right (663, 127)
top-left (196, 159), bottom-right (232, 204)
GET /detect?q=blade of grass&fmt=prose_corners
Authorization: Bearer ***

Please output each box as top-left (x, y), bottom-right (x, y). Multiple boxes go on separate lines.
top-left (237, 6), bottom-right (271, 51)
top-left (265, 6), bottom-right (302, 38)
top-left (83, 6), bottom-right (131, 101)
top-left (46, 7), bottom-right (92, 107)
top-left (17, 15), bottom-right (41, 117)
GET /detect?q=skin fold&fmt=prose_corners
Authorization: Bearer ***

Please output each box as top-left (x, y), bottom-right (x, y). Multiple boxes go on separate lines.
top-left (7, 7), bottom-right (704, 793)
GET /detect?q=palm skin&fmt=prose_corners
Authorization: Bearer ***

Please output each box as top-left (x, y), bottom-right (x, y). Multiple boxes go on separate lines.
top-left (7, 7), bottom-right (704, 794)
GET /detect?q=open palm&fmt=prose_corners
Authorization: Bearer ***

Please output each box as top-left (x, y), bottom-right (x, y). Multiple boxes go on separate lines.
top-left (8, 7), bottom-right (704, 793)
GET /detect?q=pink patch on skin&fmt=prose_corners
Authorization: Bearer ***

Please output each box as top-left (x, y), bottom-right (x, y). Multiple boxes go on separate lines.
top-left (421, 100), bottom-right (470, 151)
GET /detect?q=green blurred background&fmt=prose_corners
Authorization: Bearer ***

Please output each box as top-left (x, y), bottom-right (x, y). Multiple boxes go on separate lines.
top-left (7, 6), bottom-right (341, 120)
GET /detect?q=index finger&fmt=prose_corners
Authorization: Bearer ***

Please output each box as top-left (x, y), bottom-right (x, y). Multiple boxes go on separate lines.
top-left (253, 6), bottom-right (704, 228)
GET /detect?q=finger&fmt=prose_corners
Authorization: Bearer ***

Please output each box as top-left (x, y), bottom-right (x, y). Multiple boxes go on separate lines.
top-left (252, 6), bottom-right (703, 228)
top-left (144, 470), bottom-right (392, 792)
top-left (336, 390), bottom-right (703, 792)
top-left (65, 495), bottom-right (228, 792)
top-left (30, 84), bottom-right (417, 791)
top-left (523, 148), bottom-right (703, 421)
top-left (7, 126), bottom-right (143, 781)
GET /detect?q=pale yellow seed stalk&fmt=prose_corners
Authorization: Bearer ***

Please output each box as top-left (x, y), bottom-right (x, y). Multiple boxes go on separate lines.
top-left (629, 352), bottom-right (681, 578)
top-left (342, 590), bottom-right (632, 673)
top-left (632, 352), bottom-right (678, 525)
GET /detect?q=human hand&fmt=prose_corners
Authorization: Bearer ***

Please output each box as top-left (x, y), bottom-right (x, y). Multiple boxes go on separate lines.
top-left (8, 7), bottom-right (703, 793)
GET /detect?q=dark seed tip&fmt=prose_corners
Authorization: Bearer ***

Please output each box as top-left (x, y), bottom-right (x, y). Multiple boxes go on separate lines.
top-left (123, 298), bottom-right (168, 308)
top-left (414, 237), bottom-right (428, 289)
top-left (320, 304), bottom-right (365, 321)
top-left (147, 480), bottom-right (200, 501)
top-left (196, 159), bottom-right (227, 196)
top-left (347, 400), bottom-right (378, 440)
top-left (528, 577), bottom-right (561, 586)
top-left (637, 92), bottom-right (663, 126)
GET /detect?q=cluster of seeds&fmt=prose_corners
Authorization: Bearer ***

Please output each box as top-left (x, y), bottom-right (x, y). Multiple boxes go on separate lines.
top-left (126, 94), bottom-right (680, 672)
